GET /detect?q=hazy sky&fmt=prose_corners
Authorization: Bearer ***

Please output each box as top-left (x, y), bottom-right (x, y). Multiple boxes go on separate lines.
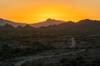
top-left (0, 0), bottom-right (100, 24)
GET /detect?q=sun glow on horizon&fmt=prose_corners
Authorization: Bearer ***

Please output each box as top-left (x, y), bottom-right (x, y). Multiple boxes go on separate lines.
top-left (0, 0), bottom-right (100, 24)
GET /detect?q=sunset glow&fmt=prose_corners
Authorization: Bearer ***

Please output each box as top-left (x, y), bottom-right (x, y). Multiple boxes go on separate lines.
top-left (0, 0), bottom-right (100, 24)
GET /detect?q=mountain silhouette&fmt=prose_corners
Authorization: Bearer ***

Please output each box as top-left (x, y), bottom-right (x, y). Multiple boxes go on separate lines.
top-left (0, 18), bottom-right (26, 27)
top-left (0, 18), bottom-right (100, 31)
top-left (31, 18), bottom-right (65, 28)
top-left (29, 19), bottom-right (100, 34)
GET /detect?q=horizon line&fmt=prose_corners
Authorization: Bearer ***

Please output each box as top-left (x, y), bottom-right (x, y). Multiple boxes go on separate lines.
top-left (0, 18), bottom-right (100, 24)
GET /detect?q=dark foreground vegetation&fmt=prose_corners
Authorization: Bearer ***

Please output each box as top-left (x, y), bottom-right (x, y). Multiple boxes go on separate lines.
top-left (22, 55), bottom-right (100, 66)
top-left (0, 24), bottom-right (100, 60)
top-left (0, 19), bottom-right (100, 66)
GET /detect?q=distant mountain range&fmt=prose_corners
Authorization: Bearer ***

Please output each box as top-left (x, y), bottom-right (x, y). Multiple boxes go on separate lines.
top-left (0, 18), bottom-right (26, 27)
top-left (0, 18), bottom-right (100, 29)
top-left (0, 18), bottom-right (65, 28)
top-left (31, 18), bottom-right (65, 28)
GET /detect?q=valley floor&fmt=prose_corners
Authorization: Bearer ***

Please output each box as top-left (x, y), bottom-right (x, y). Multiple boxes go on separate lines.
top-left (0, 48), bottom-right (100, 66)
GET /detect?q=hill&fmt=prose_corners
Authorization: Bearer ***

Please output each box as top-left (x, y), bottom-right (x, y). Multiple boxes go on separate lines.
top-left (0, 18), bottom-right (26, 27)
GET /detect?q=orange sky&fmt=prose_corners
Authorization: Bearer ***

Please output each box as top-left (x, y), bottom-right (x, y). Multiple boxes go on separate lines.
top-left (0, 0), bottom-right (100, 24)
